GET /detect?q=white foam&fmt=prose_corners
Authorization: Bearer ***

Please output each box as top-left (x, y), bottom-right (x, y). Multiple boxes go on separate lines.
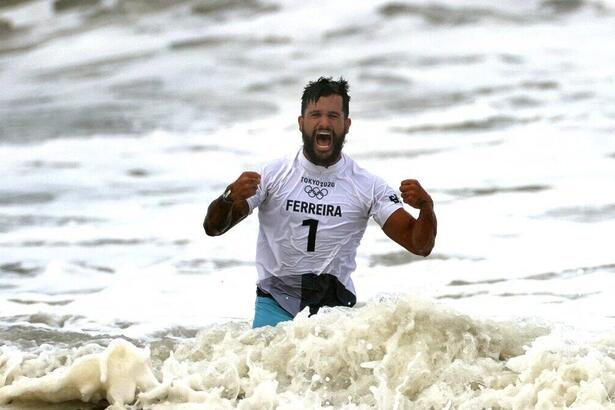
top-left (0, 339), bottom-right (157, 405)
top-left (3, 298), bottom-right (615, 409)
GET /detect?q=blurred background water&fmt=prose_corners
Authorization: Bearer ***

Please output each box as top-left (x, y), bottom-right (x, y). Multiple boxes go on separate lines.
top-left (1, 0), bottom-right (615, 408)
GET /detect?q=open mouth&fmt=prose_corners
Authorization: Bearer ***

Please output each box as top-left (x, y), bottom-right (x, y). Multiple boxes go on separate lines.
top-left (315, 130), bottom-right (332, 150)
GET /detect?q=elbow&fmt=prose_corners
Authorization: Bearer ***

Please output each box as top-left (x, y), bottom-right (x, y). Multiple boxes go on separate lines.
top-left (411, 246), bottom-right (432, 257)
top-left (421, 239), bottom-right (436, 257)
top-left (203, 216), bottom-right (232, 237)
top-left (408, 239), bottom-right (435, 257)
top-left (203, 218), bottom-right (219, 237)
top-left (418, 247), bottom-right (432, 257)
top-left (416, 230), bottom-right (436, 257)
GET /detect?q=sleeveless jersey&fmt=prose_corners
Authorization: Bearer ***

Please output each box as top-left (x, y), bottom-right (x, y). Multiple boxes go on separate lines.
top-left (247, 148), bottom-right (403, 315)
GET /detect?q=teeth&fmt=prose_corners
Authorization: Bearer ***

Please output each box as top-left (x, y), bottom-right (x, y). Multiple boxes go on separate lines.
top-left (317, 131), bottom-right (331, 136)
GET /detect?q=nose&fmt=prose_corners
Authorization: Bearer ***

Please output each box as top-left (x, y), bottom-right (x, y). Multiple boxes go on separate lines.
top-left (317, 116), bottom-right (332, 129)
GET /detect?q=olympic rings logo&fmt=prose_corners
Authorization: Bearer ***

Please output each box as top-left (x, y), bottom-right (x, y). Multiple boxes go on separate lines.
top-left (304, 185), bottom-right (329, 200)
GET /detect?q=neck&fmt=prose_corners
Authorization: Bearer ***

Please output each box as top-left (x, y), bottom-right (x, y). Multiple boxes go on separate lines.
top-left (302, 149), bottom-right (342, 168)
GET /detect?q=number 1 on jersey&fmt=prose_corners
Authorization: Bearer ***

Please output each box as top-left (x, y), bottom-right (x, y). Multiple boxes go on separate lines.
top-left (301, 219), bottom-right (319, 252)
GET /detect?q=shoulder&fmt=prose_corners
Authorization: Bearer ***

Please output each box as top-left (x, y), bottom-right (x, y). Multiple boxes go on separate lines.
top-left (262, 152), bottom-right (296, 174)
top-left (342, 153), bottom-right (383, 187)
top-left (260, 150), bottom-right (301, 186)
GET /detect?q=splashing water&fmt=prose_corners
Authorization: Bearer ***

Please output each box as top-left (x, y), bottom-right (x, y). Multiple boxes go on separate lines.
top-left (4, 297), bottom-right (615, 409)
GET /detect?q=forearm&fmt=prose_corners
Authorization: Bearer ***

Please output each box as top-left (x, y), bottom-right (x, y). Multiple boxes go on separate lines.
top-left (203, 196), bottom-right (234, 236)
top-left (204, 172), bottom-right (260, 236)
top-left (411, 206), bottom-right (437, 256)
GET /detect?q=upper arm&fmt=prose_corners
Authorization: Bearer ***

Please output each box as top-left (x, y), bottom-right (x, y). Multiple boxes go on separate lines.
top-left (381, 208), bottom-right (419, 254)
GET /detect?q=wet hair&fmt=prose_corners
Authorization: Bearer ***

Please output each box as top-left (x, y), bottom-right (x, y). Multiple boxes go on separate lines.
top-left (301, 76), bottom-right (350, 117)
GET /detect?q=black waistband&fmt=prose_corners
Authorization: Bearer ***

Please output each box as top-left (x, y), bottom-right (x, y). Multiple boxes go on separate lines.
top-left (257, 274), bottom-right (356, 317)
top-left (256, 287), bottom-right (273, 298)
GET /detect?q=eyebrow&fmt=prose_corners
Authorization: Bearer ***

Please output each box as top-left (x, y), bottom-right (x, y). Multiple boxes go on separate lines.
top-left (307, 109), bottom-right (341, 116)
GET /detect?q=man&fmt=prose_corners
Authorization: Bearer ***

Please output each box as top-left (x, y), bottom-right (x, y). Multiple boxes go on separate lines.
top-left (204, 77), bottom-right (437, 328)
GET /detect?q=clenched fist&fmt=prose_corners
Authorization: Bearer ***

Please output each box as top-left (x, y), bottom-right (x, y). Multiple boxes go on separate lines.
top-left (227, 171), bottom-right (261, 202)
top-left (399, 179), bottom-right (433, 210)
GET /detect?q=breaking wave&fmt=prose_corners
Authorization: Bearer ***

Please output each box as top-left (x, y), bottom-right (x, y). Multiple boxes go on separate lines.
top-left (2, 297), bottom-right (614, 409)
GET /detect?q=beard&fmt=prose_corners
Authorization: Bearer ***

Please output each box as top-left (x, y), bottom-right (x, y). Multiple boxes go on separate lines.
top-left (301, 129), bottom-right (346, 167)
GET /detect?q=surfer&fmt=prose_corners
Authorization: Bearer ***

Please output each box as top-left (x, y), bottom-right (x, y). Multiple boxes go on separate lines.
top-left (204, 77), bottom-right (437, 328)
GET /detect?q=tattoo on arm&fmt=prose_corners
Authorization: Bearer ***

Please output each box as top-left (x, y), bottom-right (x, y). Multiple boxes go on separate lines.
top-left (204, 196), bottom-right (233, 236)
top-left (203, 196), bottom-right (249, 236)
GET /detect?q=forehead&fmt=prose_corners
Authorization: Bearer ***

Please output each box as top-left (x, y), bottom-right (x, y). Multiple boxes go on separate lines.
top-left (305, 94), bottom-right (344, 113)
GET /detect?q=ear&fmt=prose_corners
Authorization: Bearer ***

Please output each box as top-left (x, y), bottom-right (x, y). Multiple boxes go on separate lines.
top-left (345, 117), bottom-right (351, 133)
top-left (298, 115), bottom-right (304, 132)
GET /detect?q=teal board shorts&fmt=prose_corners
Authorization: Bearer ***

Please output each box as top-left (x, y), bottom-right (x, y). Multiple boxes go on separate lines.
top-left (252, 296), bottom-right (294, 328)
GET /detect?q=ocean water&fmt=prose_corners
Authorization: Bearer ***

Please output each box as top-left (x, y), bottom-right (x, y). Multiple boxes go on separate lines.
top-left (1, 0), bottom-right (615, 408)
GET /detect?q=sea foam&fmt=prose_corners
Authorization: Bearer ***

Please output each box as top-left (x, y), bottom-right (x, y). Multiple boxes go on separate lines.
top-left (3, 297), bottom-right (614, 409)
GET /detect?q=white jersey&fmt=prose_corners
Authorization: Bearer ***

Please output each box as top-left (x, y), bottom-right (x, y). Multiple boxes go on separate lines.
top-left (247, 148), bottom-right (403, 315)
